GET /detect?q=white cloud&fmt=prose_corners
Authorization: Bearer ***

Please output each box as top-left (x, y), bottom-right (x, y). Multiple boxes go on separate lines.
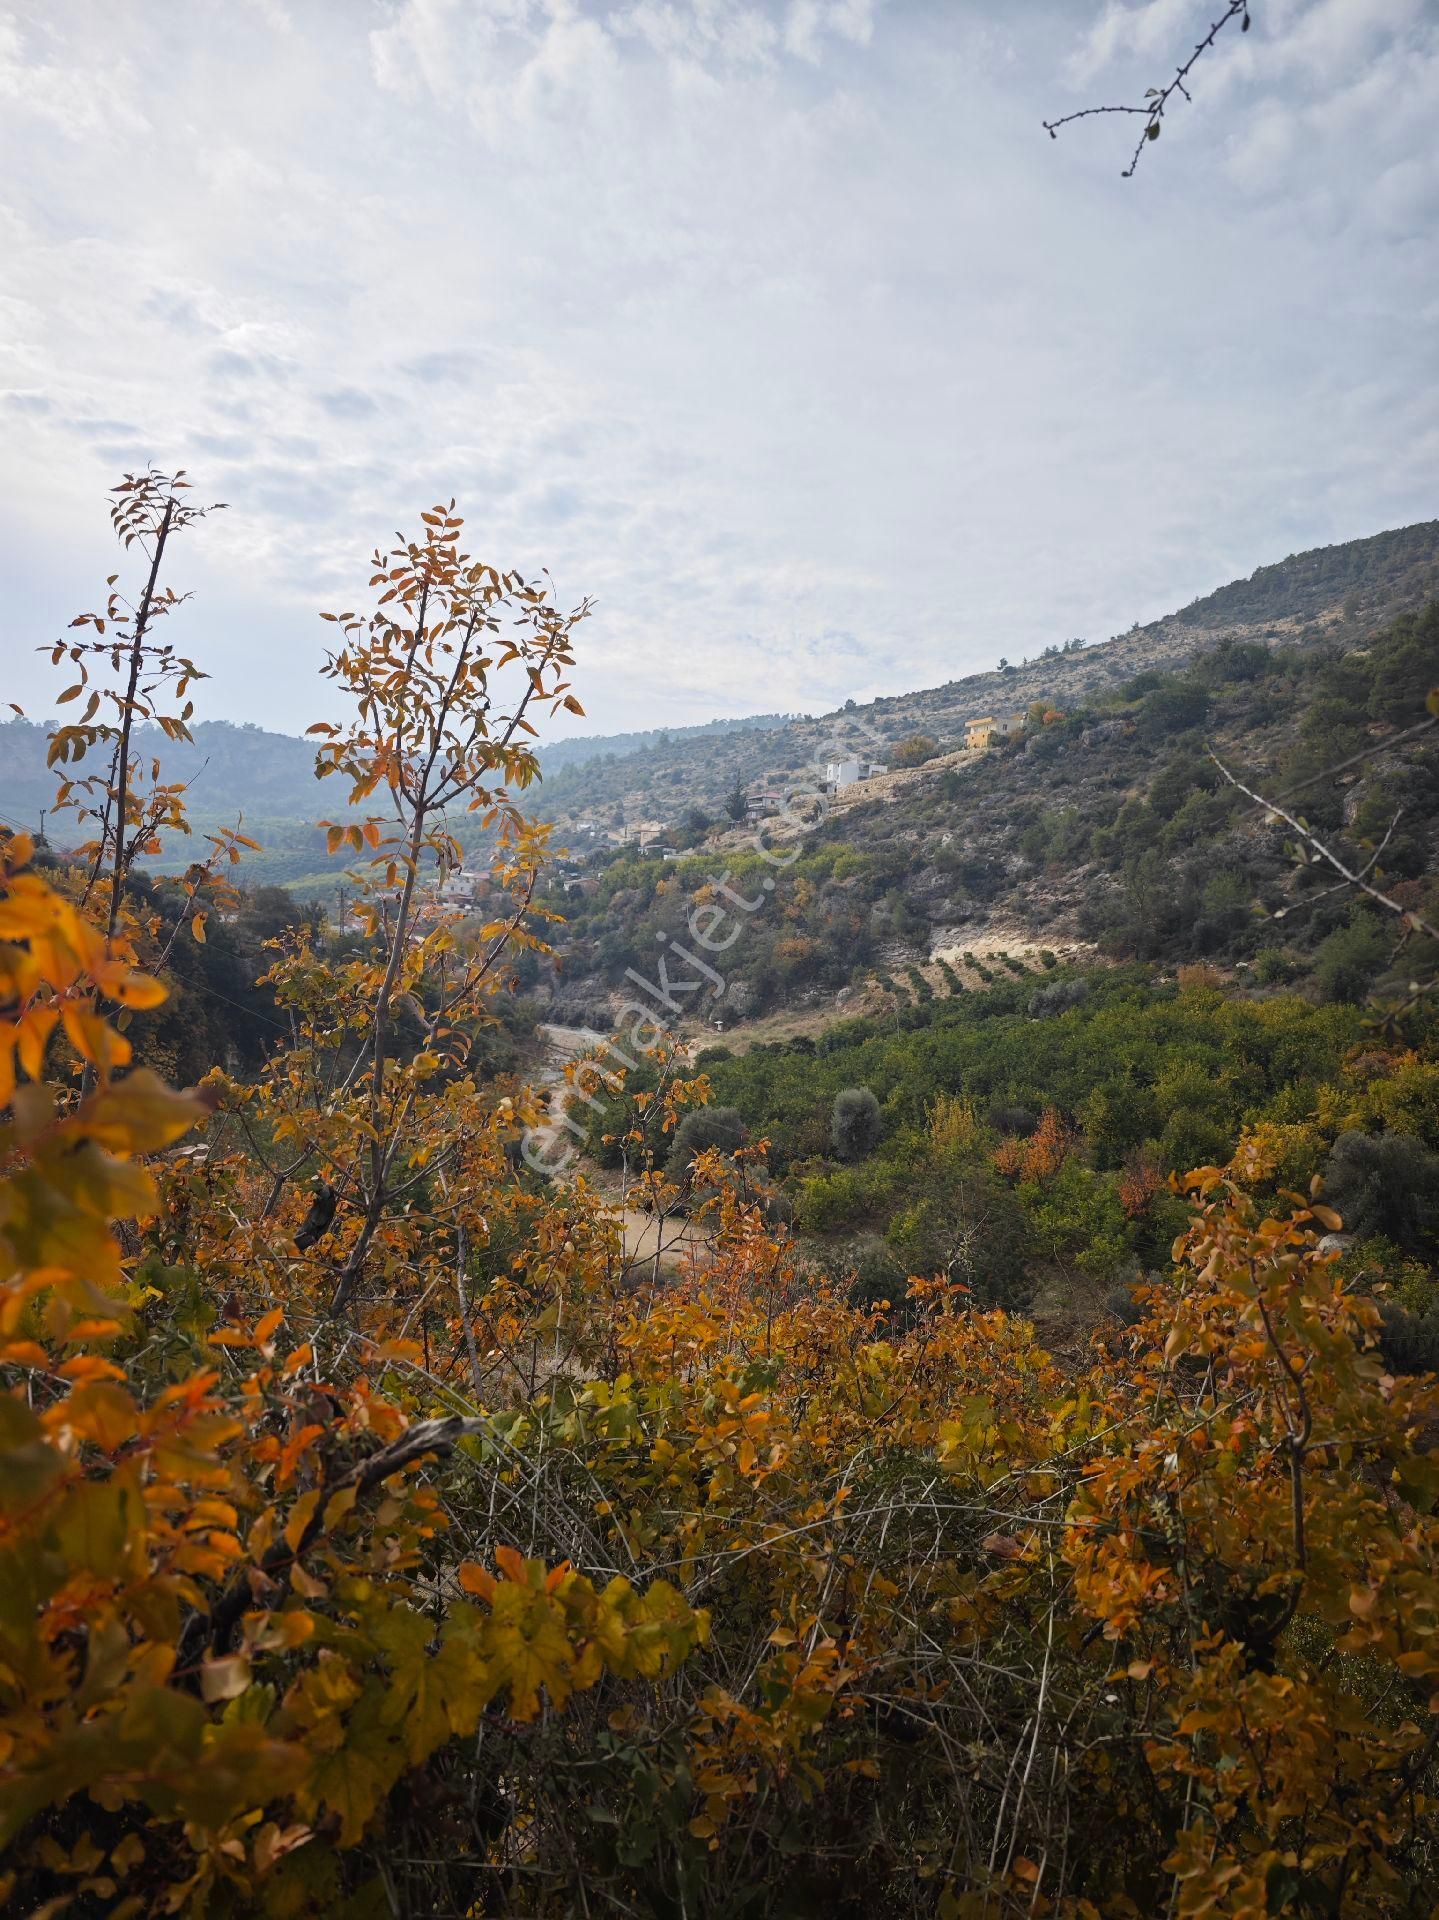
top-left (0, 10), bottom-right (149, 136)
top-left (1062, 0), bottom-right (1194, 89)
top-left (1277, 0), bottom-right (1423, 85)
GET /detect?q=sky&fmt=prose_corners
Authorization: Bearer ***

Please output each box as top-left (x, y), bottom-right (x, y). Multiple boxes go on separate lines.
top-left (1, 0), bottom-right (1436, 741)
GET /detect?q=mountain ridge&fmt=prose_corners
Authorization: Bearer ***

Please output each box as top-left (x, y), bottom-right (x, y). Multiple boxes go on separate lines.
top-left (2, 517), bottom-right (1434, 853)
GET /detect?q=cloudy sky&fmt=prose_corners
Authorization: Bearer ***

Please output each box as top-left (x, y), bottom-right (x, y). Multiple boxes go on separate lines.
top-left (2, 0), bottom-right (1435, 740)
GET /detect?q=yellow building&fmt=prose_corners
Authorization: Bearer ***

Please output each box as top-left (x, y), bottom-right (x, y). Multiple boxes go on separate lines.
top-left (964, 716), bottom-right (998, 750)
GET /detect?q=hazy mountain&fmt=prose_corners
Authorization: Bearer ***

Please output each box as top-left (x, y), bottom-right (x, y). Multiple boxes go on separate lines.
top-left (3, 519), bottom-right (1434, 867)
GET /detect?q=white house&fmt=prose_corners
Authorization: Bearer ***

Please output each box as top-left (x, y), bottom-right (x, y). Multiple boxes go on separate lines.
top-left (824, 758), bottom-right (888, 791)
top-left (439, 868), bottom-right (490, 904)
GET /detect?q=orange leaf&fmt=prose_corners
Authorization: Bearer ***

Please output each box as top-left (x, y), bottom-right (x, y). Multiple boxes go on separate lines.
top-left (458, 1561), bottom-right (498, 1602)
top-left (494, 1544), bottom-right (527, 1584)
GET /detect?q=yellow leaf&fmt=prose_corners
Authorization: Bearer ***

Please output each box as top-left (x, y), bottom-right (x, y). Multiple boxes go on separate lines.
top-left (481, 1584), bottom-right (574, 1721)
top-left (285, 1489), bottom-right (322, 1555)
top-left (62, 1381), bottom-right (138, 1450)
top-left (201, 1654), bottom-right (252, 1702)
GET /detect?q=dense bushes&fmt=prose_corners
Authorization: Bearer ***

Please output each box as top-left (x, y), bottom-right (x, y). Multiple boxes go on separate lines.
top-left (705, 968), bottom-right (1371, 1178)
top-left (10, 474), bottom-right (1439, 1918)
top-left (1315, 910), bottom-right (1392, 1004)
top-left (1029, 976), bottom-right (1088, 1017)
top-left (698, 966), bottom-right (1439, 1312)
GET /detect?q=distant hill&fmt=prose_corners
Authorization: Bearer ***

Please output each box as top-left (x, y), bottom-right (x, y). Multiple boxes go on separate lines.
top-left (0, 720), bottom-right (353, 895)
top-left (0, 719), bottom-right (320, 829)
top-left (538, 712), bottom-right (798, 775)
top-left (4, 518), bottom-right (1434, 880)
top-left (532, 518), bottom-right (1439, 827)
top-left (1171, 521), bottom-right (1439, 630)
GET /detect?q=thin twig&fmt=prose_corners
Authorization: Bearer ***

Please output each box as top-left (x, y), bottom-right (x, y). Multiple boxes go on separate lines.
top-left (1044, 1), bottom-right (1251, 177)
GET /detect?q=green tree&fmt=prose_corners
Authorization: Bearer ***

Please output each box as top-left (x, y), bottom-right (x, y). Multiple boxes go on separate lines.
top-left (831, 1086), bottom-right (882, 1162)
top-left (1324, 1130), bottom-right (1439, 1252)
top-left (1314, 910), bottom-right (1389, 1004)
top-left (667, 1104), bottom-right (745, 1180)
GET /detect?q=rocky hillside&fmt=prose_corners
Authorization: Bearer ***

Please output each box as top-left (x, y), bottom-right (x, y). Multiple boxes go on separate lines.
top-left (537, 519), bottom-right (1439, 831)
top-left (536, 584), bottom-right (1439, 1034)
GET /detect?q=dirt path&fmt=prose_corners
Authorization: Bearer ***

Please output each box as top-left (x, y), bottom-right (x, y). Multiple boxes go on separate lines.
top-left (532, 1025), bottom-right (705, 1278)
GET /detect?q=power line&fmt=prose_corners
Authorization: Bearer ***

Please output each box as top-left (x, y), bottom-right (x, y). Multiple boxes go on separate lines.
top-left (164, 965), bottom-right (293, 1034)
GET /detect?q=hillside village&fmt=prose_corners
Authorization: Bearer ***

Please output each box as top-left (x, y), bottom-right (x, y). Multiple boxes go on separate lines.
top-left (492, 521), bottom-right (1439, 1041)
top-left (534, 519), bottom-right (1438, 841)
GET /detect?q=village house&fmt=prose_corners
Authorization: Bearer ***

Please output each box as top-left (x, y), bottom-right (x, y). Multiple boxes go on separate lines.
top-left (823, 757), bottom-right (889, 792)
top-left (438, 868), bottom-right (491, 905)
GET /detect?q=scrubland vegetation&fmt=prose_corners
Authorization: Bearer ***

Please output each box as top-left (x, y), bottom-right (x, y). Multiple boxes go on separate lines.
top-left (5, 472), bottom-right (1439, 1918)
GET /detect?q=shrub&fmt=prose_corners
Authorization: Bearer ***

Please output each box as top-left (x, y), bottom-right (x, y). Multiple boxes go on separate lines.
top-left (1377, 1303), bottom-right (1439, 1376)
top-left (1177, 962), bottom-right (1224, 991)
top-left (1340, 1235), bottom-right (1437, 1315)
top-left (832, 1086), bottom-right (883, 1162)
top-left (906, 965), bottom-right (935, 1002)
top-left (1104, 1282), bottom-right (1146, 1326)
top-left (796, 1166), bottom-right (869, 1233)
top-left (1158, 1105), bottom-right (1233, 1174)
top-left (1030, 978), bottom-right (1089, 1019)
top-left (837, 1235), bottom-right (910, 1314)
top-left (887, 1167), bottom-right (1032, 1309)
top-left (666, 1105), bottom-right (745, 1179)
top-left (1253, 945), bottom-right (1300, 984)
top-left (1323, 1130), bottom-right (1439, 1251)
top-left (1314, 912), bottom-right (1390, 1004)
top-left (892, 733), bottom-right (938, 769)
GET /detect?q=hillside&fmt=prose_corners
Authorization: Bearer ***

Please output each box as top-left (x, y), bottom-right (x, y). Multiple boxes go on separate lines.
top-left (535, 590), bottom-right (1439, 1034)
top-left (534, 518), bottom-right (1439, 832)
top-left (9, 496), bottom-right (1439, 1920)
top-left (6, 521), bottom-right (1433, 869)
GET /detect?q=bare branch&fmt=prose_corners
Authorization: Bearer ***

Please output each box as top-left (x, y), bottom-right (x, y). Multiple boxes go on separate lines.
top-left (1209, 747), bottom-right (1438, 940)
top-left (1045, 1), bottom-right (1251, 177)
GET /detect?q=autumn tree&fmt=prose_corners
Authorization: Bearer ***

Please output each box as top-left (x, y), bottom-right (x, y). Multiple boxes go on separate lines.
top-left (239, 508), bottom-right (592, 1316)
top-left (40, 470), bottom-right (251, 959)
